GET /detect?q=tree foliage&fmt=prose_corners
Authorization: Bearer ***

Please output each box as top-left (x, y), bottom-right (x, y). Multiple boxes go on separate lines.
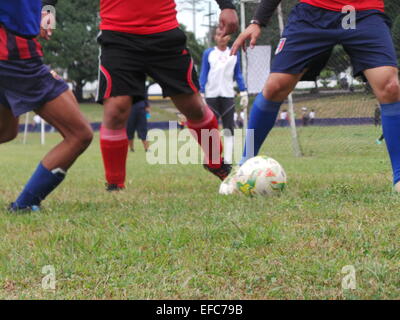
top-left (41, 0), bottom-right (99, 101)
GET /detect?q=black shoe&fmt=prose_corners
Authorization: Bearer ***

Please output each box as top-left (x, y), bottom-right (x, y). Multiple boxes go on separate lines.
top-left (203, 160), bottom-right (232, 181)
top-left (106, 183), bottom-right (125, 192)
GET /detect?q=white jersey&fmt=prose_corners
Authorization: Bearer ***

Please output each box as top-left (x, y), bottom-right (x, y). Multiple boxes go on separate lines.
top-left (200, 47), bottom-right (247, 99)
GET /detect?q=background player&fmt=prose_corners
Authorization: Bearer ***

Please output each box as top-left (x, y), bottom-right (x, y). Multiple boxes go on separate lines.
top-left (97, 0), bottom-right (239, 191)
top-left (231, 0), bottom-right (400, 191)
top-left (200, 27), bottom-right (248, 164)
top-left (0, 0), bottom-right (93, 211)
top-left (126, 99), bottom-right (150, 153)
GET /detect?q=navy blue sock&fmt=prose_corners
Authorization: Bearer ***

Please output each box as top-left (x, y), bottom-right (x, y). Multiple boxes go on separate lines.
top-left (381, 101), bottom-right (400, 184)
top-left (240, 93), bottom-right (283, 165)
top-left (13, 163), bottom-right (66, 209)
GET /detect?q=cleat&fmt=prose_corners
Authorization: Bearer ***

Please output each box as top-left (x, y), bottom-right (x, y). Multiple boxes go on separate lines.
top-left (106, 183), bottom-right (125, 192)
top-left (8, 203), bottom-right (40, 212)
top-left (376, 139), bottom-right (382, 145)
top-left (203, 159), bottom-right (232, 181)
top-left (394, 182), bottom-right (400, 193)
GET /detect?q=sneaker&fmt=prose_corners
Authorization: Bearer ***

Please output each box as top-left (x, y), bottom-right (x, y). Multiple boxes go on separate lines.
top-left (8, 203), bottom-right (40, 212)
top-left (203, 160), bottom-right (232, 181)
top-left (394, 182), bottom-right (400, 193)
top-left (106, 183), bottom-right (125, 192)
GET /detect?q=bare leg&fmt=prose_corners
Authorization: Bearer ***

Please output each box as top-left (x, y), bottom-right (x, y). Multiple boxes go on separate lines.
top-left (0, 105), bottom-right (19, 144)
top-left (364, 67), bottom-right (400, 104)
top-left (263, 72), bottom-right (305, 101)
top-left (11, 90), bottom-right (93, 210)
top-left (142, 139), bottom-right (149, 151)
top-left (36, 90), bottom-right (93, 170)
top-left (364, 66), bottom-right (400, 189)
top-left (170, 93), bottom-right (205, 120)
top-left (103, 96), bottom-right (132, 129)
top-left (241, 72), bottom-right (303, 164)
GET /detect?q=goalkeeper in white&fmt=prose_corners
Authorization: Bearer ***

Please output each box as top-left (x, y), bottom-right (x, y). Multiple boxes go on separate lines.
top-left (200, 27), bottom-right (248, 164)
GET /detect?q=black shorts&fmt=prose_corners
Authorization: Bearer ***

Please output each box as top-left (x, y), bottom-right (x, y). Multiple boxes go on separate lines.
top-left (206, 97), bottom-right (235, 134)
top-left (97, 28), bottom-right (200, 103)
top-left (126, 107), bottom-right (148, 141)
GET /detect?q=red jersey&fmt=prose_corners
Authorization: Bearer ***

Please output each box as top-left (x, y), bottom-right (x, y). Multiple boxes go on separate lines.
top-left (300, 0), bottom-right (384, 12)
top-left (0, 25), bottom-right (43, 61)
top-left (100, 0), bottom-right (179, 35)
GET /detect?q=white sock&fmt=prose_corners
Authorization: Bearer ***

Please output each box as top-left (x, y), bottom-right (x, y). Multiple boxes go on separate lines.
top-left (224, 135), bottom-right (234, 164)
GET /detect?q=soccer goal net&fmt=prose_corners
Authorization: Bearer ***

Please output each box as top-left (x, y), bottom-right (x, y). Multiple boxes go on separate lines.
top-left (239, 0), bottom-right (400, 159)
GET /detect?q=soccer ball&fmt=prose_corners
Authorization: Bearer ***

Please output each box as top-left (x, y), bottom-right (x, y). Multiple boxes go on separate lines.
top-left (219, 156), bottom-right (287, 197)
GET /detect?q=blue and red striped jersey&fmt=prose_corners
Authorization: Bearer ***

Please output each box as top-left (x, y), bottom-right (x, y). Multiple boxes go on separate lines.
top-left (0, 25), bottom-right (44, 61)
top-left (0, 1), bottom-right (57, 61)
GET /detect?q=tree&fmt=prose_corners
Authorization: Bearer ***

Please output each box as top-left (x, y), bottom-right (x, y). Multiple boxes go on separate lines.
top-left (41, 0), bottom-right (99, 102)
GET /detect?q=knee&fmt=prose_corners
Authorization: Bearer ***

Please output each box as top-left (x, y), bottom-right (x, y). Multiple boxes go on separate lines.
top-left (264, 79), bottom-right (291, 101)
top-left (104, 101), bottom-right (131, 128)
top-left (381, 79), bottom-right (400, 103)
top-left (70, 125), bottom-right (93, 152)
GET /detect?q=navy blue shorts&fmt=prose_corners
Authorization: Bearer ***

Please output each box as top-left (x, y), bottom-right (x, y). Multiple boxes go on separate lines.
top-left (126, 107), bottom-right (148, 141)
top-left (0, 58), bottom-right (69, 117)
top-left (272, 3), bottom-right (398, 80)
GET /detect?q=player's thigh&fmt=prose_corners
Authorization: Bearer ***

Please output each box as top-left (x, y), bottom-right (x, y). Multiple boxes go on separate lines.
top-left (36, 90), bottom-right (93, 143)
top-left (342, 13), bottom-right (398, 81)
top-left (0, 104), bottom-right (19, 142)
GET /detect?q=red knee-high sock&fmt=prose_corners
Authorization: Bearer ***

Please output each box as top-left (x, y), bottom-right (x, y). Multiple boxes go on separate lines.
top-left (100, 126), bottom-right (128, 187)
top-left (187, 106), bottom-right (223, 168)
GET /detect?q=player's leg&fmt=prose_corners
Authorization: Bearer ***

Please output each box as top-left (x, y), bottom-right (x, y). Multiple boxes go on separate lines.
top-left (219, 98), bottom-right (236, 164)
top-left (342, 11), bottom-right (400, 188)
top-left (171, 93), bottom-right (225, 171)
top-left (239, 3), bottom-right (337, 165)
top-left (101, 96), bottom-right (132, 189)
top-left (12, 90), bottom-right (93, 210)
top-left (240, 72), bottom-right (303, 165)
top-left (0, 104), bottom-right (19, 144)
top-left (142, 140), bottom-right (149, 152)
top-left (146, 28), bottom-right (229, 179)
top-left (97, 30), bottom-right (147, 190)
top-left (364, 67), bottom-right (400, 188)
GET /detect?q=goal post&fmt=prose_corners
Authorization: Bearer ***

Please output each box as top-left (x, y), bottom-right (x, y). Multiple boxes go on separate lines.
top-left (239, 0), bottom-right (303, 157)
top-left (22, 112), bottom-right (46, 145)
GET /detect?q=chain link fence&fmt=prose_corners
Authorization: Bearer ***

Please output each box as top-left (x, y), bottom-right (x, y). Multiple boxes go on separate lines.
top-left (238, 0), bottom-right (400, 158)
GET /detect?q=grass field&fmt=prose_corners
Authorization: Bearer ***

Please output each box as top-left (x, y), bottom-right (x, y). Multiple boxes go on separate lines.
top-left (78, 93), bottom-right (379, 125)
top-left (0, 125), bottom-right (399, 299)
top-left (79, 101), bottom-right (178, 123)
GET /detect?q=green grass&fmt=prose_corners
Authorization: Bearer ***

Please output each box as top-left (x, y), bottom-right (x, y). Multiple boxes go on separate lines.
top-left (0, 126), bottom-right (399, 299)
top-left (80, 101), bottom-right (179, 123)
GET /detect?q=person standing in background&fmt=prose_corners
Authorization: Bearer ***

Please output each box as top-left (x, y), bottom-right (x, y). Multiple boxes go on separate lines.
top-left (309, 109), bottom-right (316, 125)
top-left (200, 27), bottom-right (248, 164)
top-left (126, 99), bottom-right (150, 153)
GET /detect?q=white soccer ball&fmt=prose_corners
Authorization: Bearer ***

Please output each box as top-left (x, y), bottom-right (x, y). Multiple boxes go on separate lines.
top-left (219, 156), bottom-right (287, 197)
